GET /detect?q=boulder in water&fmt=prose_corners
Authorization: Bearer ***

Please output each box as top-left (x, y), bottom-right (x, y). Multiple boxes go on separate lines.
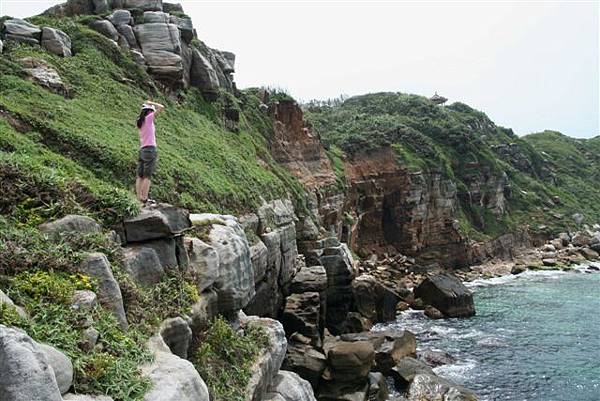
top-left (407, 373), bottom-right (477, 401)
top-left (390, 357), bottom-right (434, 388)
top-left (413, 273), bottom-right (475, 317)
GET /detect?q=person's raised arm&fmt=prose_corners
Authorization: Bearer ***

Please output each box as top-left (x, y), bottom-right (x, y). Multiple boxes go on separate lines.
top-left (146, 100), bottom-right (165, 115)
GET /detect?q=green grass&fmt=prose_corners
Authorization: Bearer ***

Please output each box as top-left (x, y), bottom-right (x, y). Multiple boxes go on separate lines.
top-left (193, 317), bottom-right (269, 401)
top-left (0, 18), bottom-right (307, 228)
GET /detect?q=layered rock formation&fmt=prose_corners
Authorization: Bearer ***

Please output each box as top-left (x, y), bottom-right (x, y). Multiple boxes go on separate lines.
top-left (41, 0), bottom-right (235, 96)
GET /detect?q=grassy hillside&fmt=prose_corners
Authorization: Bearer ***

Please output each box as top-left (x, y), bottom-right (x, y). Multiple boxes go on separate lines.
top-left (0, 16), bottom-right (306, 228)
top-left (304, 92), bottom-right (600, 238)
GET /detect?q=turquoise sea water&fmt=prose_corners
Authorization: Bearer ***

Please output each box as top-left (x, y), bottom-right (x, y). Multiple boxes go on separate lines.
top-left (379, 266), bottom-right (600, 401)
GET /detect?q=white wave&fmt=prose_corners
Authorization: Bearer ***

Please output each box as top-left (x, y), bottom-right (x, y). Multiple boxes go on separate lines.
top-left (433, 359), bottom-right (477, 382)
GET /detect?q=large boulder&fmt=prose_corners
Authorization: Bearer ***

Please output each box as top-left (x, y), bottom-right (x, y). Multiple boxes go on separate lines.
top-left (37, 343), bottom-right (73, 395)
top-left (122, 246), bottom-right (165, 285)
top-left (142, 336), bottom-right (210, 401)
top-left (124, 0), bottom-right (163, 11)
top-left (79, 253), bottom-right (128, 329)
top-left (190, 48), bottom-right (220, 96)
top-left (0, 325), bottom-right (62, 401)
top-left (2, 19), bottom-right (41, 44)
top-left (169, 15), bottom-right (194, 43)
top-left (264, 370), bottom-right (317, 401)
top-left (108, 9), bottom-right (133, 26)
top-left (290, 265), bottom-right (327, 294)
top-left (144, 11), bottom-right (170, 23)
top-left (242, 316), bottom-right (287, 401)
top-left (390, 357), bottom-right (434, 388)
top-left (123, 204), bottom-right (191, 242)
top-left (41, 27), bottom-right (72, 57)
top-left (117, 24), bottom-right (139, 49)
top-left (340, 330), bottom-right (417, 375)
top-left (210, 220), bottom-right (255, 313)
top-left (39, 214), bottom-right (101, 239)
top-left (89, 20), bottom-right (120, 42)
top-left (407, 374), bottom-right (477, 401)
top-left (352, 274), bottom-right (400, 323)
top-left (133, 23), bottom-right (184, 84)
top-left (282, 340), bottom-right (327, 388)
top-left (317, 380), bottom-right (369, 401)
top-left (324, 340), bottom-right (374, 382)
top-left (184, 237), bottom-right (219, 292)
top-left (281, 292), bottom-right (322, 347)
top-left (413, 273), bottom-right (475, 317)
top-left (159, 317), bottom-right (192, 359)
top-left (19, 57), bottom-right (69, 96)
top-left (143, 238), bottom-right (178, 269)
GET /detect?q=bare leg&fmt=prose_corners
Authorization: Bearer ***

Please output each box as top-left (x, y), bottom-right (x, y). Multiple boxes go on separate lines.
top-left (141, 178), bottom-right (151, 201)
top-left (135, 177), bottom-right (143, 201)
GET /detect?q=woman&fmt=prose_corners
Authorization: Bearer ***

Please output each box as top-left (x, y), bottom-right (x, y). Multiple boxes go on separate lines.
top-left (136, 100), bottom-right (164, 205)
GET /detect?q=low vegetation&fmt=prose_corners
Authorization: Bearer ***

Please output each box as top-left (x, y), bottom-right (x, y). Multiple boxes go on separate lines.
top-left (193, 317), bottom-right (269, 401)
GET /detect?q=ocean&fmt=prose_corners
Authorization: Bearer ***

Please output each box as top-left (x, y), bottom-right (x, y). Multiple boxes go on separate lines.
top-left (377, 265), bottom-right (600, 401)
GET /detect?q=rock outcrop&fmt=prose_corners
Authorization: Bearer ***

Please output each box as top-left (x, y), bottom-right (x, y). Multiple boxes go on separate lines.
top-left (141, 336), bottom-right (210, 401)
top-left (0, 325), bottom-right (63, 401)
top-left (413, 273), bottom-right (475, 317)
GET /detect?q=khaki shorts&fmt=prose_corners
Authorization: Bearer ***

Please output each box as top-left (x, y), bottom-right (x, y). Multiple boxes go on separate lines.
top-left (137, 146), bottom-right (157, 178)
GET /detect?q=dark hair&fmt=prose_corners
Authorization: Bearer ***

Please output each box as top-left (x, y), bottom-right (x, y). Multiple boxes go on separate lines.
top-left (137, 108), bottom-right (153, 129)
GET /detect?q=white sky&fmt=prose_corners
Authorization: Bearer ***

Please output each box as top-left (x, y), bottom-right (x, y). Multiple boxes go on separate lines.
top-left (2, 0), bottom-right (599, 138)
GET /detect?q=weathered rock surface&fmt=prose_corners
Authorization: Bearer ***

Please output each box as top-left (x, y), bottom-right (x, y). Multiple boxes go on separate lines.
top-left (281, 292), bottom-right (322, 347)
top-left (264, 370), bottom-right (317, 401)
top-left (242, 316), bottom-right (287, 401)
top-left (37, 343), bottom-right (73, 395)
top-left (142, 238), bottom-right (178, 269)
top-left (122, 246), bottom-right (164, 285)
top-left (142, 335), bottom-right (210, 401)
top-left (20, 57), bottom-right (69, 96)
top-left (89, 20), bottom-right (120, 42)
top-left (2, 19), bottom-right (41, 44)
top-left (368, 372), bottom-right (389, 401)
top-left (0, 325), bottom-right (63, 401)
top-left (321, 244), bottom-right (356, 333)
top-left (41, 27), bottom-right (72, 57)
top-left (407, 373), bottom-right (477, 401)
top-left (123, 204), bottom-right (191, 242)
top-left (340, 329), bottom-right (417, 375)
top-left (418, 349), bottom-right (456, 368)
top-left (324, 340), bottom-right (374, 382)
top-left (39, 214), bottom-right (101, 239)
top-left (124, 0), bottom-right (163, 11)
top-left (133, 22), bottom-right (184, 85)
top-left (282, 340), bottom-right (327, 388)
top-left (71, 290), bottom-right (98, 311)
top-left (390, 357), bottom-right (434, 387)
top-left (159, 317), bottom-right (192, 359)
top-left (108, 9), bottom-right (133, 26)
top-left (79, 253), bottom-right (128, 329)
top-left (413, 273), bottom-right (475, 317)
top-left (190, 48), bottom-right (220, 96)
top-left (184, 237), bottom-right (219, 292)
top-left (290, 265), bottom-right (328, 294)
top-left (352, 274), bottom-right (399, 323)
top-left (208, 218), bottom-right (255, 313)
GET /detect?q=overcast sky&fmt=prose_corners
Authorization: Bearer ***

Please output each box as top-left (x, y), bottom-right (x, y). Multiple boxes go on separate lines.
top-left (2, 0), bottom-right (598, 138)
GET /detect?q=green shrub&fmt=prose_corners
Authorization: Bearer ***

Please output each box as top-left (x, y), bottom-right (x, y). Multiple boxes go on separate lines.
top-left (9, 270), bottom-right (93, 304)
top-left (194, 317), bottom-right (269, 401)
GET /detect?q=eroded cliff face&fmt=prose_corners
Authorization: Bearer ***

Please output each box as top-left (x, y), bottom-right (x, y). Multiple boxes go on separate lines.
top-left (269, 100), bottom-right (337, 190)
top-left (341, 148), bottom-right (468, 266)
top-left (267, 102), bottom-right (522, 268)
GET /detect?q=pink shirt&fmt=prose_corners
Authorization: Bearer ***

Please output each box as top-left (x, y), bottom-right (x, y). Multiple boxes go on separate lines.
top-left (139, 112), bottom-right (156, 148)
